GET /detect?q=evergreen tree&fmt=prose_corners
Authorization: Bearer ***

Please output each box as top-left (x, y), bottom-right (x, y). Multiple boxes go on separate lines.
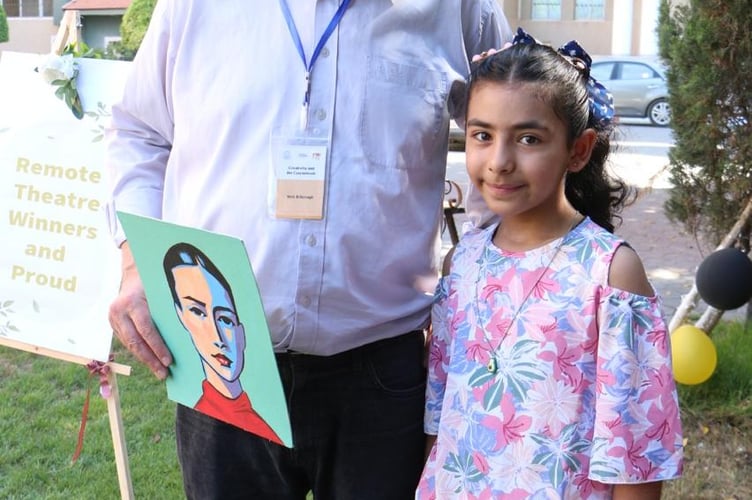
top-left (658, 0), bottom-right (752, 244)
top-left (0, 5), bottom-right (9, 44)
top-left (120, 0), bottom-right (156, 54)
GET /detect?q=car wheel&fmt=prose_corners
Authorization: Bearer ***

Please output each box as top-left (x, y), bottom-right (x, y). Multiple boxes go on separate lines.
top-left (648, 99), bottom-right (671, 126)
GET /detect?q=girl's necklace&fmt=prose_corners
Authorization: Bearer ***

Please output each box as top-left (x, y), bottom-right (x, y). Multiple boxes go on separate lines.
top-left (477, 214), bottom-right (585, 374)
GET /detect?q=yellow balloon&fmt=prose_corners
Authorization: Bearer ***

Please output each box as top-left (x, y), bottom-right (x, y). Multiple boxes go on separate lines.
top-left (670, 325), bottom-right (717, 385)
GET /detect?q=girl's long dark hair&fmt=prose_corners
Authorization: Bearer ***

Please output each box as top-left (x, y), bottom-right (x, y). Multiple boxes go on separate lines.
top-left (467, 43), bottom-right (633, 233)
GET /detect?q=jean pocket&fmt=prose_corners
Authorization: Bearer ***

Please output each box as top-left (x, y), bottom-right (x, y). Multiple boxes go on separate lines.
top-left (360, 56), bottom-right (448, 170)
top-left (365, 333), bottom-right (427, 395)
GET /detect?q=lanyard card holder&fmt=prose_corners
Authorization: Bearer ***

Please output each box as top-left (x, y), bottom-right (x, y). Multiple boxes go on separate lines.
top-left (269, 127), bottom-right (329, 220)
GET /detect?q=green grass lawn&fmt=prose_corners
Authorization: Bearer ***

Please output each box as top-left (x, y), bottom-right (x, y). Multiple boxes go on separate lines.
top-left (673, 320), bottom-right (752, 419)
top-left (662, 320), bottom-right (752, 499)
top-left (1, 320), bottom-right (750, 499)
top-left (0, 344), bottom-right (183, 499)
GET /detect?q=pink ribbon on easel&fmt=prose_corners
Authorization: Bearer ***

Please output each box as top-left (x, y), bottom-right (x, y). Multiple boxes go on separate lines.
top-left (71, 355), bottom-right (114, 463)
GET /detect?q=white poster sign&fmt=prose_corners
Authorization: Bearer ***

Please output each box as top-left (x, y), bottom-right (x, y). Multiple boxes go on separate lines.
top-left (0, 52), bottom-right (130, 361)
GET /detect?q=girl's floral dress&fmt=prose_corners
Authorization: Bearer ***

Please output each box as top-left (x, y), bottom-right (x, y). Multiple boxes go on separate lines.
top-left (417, 218), bottom-right (683, 499)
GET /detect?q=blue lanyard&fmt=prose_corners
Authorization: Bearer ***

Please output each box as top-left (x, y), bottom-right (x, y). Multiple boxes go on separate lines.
top-left (278, 0), bottom-right (353, 129)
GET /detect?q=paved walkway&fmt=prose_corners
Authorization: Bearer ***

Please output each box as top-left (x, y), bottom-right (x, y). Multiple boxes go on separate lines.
top-left (608, 142), bottom-right (748, 323)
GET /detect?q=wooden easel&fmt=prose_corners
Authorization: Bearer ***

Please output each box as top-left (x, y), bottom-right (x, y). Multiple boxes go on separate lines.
top-left (51, 9), bottom-right (80, 55)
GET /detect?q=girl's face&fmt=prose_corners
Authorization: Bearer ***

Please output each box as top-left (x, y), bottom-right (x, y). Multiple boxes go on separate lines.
top-left (465, 81), bottom-right (587, 221)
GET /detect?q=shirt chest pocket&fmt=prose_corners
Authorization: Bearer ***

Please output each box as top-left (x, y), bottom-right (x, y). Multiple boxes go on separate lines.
top-left (360, 56), bottom-right (448, 170)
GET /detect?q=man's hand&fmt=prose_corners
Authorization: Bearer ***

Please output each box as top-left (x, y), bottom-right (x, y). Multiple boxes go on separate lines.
top-left (108, 242), bottom-right (172, 379)
top-left (471, 42), bottom-right (513, 62)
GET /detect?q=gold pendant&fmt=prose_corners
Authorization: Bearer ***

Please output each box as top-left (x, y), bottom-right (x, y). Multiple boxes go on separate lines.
top-left (487, 357), bottom-right (498, 374)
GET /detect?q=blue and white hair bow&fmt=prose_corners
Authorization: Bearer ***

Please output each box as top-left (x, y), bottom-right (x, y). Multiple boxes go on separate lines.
top-left (512, 27), bottom-right (615, 126)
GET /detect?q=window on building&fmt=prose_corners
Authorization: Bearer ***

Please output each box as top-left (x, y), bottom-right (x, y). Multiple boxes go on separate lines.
top-left (104, 36), bottom-right (122, 46)
top-left (575, 0), bottom-right (605, 20)
top-left (1, 0), bottom-right (53, 17)
top-left (531, 0), bottom-right (561, 20)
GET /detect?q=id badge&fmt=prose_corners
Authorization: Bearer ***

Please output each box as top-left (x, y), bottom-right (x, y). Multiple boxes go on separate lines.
top-left (269, 128), bottom-right (329, 220)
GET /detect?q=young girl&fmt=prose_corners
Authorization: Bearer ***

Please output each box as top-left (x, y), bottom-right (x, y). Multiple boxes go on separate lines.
top-left (418, 29), bottom-right (683, 499)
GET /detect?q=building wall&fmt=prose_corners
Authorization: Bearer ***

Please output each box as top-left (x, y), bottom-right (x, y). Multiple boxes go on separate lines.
top-left (53, 0), bottom-right (67, 24)
top-left (498, 0), bottom-right (660, 57)
top-left (80, 15), bottom-right (121, 50)
top-left (511, 0), bottom-right (613, 54)
top-left (636, 0), bottom-right (660, 55)
top-left (1, 18), bottom-right (57, 54)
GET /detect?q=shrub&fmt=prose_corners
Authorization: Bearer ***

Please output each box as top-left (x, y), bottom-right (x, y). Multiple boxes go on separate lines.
top-left (658, 1), bottom-right (752, 245)
top-left (120, 0), bottom-right (157, 54)
top-left (103, 40), bottom-right (136, 61)
top-left (0, 5), bottom-right (9, 44)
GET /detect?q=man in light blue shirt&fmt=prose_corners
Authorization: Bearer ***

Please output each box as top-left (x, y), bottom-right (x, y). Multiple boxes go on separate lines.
top-left (106, 0), bottom-right (511, 497)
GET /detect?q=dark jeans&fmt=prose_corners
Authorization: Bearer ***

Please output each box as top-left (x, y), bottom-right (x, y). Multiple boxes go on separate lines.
top-left (176, 330), bottom-right (427, 500)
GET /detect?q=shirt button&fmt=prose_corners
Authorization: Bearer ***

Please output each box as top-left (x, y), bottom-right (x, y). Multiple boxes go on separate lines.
top-left (300, 296), bottom-right (311, 307)
top-left (315, 109), bottom-right (327, 121)
top-left (306, 234), bottom-right (317, 247)
top-left (321, 47), bottom-right (330, 58)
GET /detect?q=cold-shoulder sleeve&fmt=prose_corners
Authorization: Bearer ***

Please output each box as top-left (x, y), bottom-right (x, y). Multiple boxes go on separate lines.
top-left (589, 287), bottom-right (683, 483)
top-left (425, 275), bottom-right (452, 435)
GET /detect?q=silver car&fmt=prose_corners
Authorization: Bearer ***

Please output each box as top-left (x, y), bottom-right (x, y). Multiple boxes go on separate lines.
top-left (590, 57), bottom-right (671, 127)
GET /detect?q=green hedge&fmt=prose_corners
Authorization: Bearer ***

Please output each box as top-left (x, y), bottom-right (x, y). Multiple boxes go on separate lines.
top-left (120, 0), bottom-right (156, 53)
top-left (0, 5), bottom-right (9, 44)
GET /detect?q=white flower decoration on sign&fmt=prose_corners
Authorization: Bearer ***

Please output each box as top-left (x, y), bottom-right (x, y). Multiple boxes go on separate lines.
top-left (36, 50), bottom-right (83, 119)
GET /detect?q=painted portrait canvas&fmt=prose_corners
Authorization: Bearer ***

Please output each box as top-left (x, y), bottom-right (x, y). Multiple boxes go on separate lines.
top-left (116, 211), bottom-right (292, 447)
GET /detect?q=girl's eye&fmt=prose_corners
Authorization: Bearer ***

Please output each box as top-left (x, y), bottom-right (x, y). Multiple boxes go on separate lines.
top-left (520, 135), bottom-right (540, 145)
top-left (471, 131), bottom-right (491, 142)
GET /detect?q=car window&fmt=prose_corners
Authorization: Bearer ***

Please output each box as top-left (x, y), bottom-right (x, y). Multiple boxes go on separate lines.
top-left (591, 62), bottom-right (615, 81)
top-left (620, 63), bottom-right (659, 80)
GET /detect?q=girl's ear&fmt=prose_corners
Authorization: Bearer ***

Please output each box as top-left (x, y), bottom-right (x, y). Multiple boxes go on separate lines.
top-left (567, 128), bottom-right (597, 173)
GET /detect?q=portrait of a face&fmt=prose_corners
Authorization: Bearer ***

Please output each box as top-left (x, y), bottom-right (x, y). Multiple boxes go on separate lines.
top-left (171, 264), bottom-right (246, 382)
top-left (164, 243), bottom-right (246, 391)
